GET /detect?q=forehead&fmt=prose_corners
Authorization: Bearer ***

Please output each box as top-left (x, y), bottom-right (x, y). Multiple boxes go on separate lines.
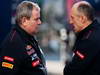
top-left (31, 8), bottom-right (40, 18)
top-left (71, 7), bottom-right (77, 16)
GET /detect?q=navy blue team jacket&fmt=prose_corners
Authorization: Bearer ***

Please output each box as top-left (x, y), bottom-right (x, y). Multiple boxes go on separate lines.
top-left (64, 20), bottom-right (100, 75)
top-left (0, 25), bottom-right (47, 75)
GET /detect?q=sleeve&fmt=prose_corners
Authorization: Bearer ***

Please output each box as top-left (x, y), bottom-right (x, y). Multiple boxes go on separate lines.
top-left (64, 39), bottom-right (100, 75)
top-left (0, 38), bottom-right (25, 75)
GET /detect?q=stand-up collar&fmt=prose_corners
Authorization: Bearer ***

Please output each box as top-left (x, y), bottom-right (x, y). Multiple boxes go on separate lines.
top-left (77, 20), bottom-right (99, 37)
top-left (15, 25), bottom-right (34, 40)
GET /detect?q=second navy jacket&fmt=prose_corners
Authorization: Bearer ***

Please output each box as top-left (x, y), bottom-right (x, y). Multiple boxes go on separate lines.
top-left (64, 20), bottom-right (100, 75)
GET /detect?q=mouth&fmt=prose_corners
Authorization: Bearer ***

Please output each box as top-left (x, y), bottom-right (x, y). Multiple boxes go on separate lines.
top-left (70, 24), bottom-right (74, 30)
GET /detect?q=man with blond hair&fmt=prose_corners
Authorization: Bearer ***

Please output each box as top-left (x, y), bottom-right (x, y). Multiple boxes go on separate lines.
top-left (0, 1), bottom-right (47, 75)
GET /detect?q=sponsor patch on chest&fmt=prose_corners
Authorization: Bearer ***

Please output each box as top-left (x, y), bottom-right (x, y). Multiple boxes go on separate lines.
top-left (26, 45), bottom-right (35, 55)
top-left (75, 50), bottom-right (85, 60)
top-left (32, 59), bottom-right (40, 67)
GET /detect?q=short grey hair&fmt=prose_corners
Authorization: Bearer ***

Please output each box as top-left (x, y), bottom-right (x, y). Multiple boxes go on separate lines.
top-left (15, 1), bottom-right (40, 25)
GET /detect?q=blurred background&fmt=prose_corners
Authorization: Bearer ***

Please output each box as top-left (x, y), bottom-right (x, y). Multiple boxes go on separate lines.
top-left (0, 0), bottom-right (100, 75)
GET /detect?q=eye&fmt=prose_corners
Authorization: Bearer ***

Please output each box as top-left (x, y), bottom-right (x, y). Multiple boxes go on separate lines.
top-left (34, 17), bottom-right (40, 21)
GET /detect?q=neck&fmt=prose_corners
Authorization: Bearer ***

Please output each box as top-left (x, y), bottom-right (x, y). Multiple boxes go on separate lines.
top-left (81, 20), bottom-right (92, 31)
top-left (19, 24), bottom-right (33, 36)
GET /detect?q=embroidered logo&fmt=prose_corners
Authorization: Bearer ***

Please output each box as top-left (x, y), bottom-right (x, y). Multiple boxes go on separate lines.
top-left (2, 62), bottom-right (14, 69)
top-left (32, 60), bottom-right (40, 67)
top-left (75, 51), bottom-right (85, 59)
top-left (26, 45), bottom-right (32, 51)
top-left (4, 56), bottom-right (14, 62)
top-left (26, 45), bottom-right (35, 55)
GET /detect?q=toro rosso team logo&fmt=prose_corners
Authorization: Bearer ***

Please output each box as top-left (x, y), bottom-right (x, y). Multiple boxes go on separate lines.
top-left (26, 45), bottom-right (40, 67)
top-left (26, 45), bottom-right (35, 55)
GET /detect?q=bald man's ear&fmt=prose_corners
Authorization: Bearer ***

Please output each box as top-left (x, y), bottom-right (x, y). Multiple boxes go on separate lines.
top-left (80, 15), bottom-right (87, 23)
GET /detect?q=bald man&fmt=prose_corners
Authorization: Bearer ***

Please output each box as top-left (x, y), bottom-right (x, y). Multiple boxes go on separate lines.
top-left (64, 1), bottom-right (100, 75)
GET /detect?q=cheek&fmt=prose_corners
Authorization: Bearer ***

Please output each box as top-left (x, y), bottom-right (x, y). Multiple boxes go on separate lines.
top-left (31, 24), bottom-right (38, 30)
top-left (69, 19), bottom-right (73, 24)
top-left (70, 16), bottom-right (77, 24)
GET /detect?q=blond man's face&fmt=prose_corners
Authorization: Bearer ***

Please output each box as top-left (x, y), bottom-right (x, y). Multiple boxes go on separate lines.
top-left (23, 8), bottom-right (41, 35)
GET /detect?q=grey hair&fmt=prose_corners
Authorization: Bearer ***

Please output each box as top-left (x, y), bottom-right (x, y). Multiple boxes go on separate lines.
top-left (15, 1), bottom-right (40, 25)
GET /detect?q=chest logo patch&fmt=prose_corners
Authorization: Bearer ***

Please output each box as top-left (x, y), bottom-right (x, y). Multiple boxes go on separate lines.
top-left (32, 60), bottom-right (40, 67)
top-left (75, 50), bottom-right (85, 59)
top-left (26, 45), bottom-right (32, 50)
top-left (26, 45), bottom-right (35, 55)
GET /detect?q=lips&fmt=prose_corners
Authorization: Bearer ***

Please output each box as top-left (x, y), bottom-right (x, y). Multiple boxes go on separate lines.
top-left (70, 24), bottom-right (74, 30)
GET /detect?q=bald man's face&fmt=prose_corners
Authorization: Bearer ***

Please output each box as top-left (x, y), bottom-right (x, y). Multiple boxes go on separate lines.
top-left (70, 1), bottom-right (92, 32)
top-left (70, 7), bottom-right (82, 32)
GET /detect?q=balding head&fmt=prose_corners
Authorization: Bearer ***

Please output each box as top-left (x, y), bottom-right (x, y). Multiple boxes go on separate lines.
top-left (72, 1), bottom-right (94, 21)
top-left (70, 1), bottom-right (95, 32)
top-left (72, 1), bottom-right (91, 8)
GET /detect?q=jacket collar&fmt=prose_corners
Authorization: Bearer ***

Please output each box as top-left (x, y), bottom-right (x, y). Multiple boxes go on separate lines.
top-left (76, 19), bottom-right (99, 38)
top-left (15, 25), bottom-right (34, 40)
